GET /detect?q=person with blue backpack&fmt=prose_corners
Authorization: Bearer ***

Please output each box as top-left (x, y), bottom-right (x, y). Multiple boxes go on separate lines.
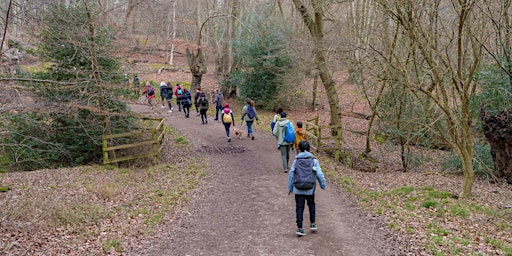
top-left (241, 98), bottom-right (259, 140)
top-left (288, 140), bottom-right (326, 236)
top-left (272, 111), bottom-right (295, 173)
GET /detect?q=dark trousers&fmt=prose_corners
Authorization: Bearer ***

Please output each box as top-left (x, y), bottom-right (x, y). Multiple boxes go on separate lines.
top-left (200, 109), bottom-right (208, 123)
top-left (295, 193), bottom-right (316, 229)
top-left (183, 106), bottom-right (190, 117)
top-left (224, 123), bottom-right (231, 138)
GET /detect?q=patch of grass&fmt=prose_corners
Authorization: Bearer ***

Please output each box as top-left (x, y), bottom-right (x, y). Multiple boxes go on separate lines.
top-left (52, 203), bottom-right (110, 226)
top-left (421, 199), bottom-right (439, 209)
top-left (450, 204), bottom-right (469, 218)
top-left (389, 186), bottom-right (415, 196)
top-left (174, 135), bottom-right (189, 146)
top-left (103, 238), bottom-right (123, 253)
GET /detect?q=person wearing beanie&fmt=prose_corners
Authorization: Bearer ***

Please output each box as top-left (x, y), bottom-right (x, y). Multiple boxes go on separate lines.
top-left (159, 81), bottom-right (167, 108)
top-left (141, 81), bottom-right (156, 109)
top-left (221, 103), bottom-right (235, 142)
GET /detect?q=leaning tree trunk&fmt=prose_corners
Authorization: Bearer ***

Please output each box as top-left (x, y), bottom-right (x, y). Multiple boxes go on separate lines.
top-left (481, 107), bottom-right (512, 184)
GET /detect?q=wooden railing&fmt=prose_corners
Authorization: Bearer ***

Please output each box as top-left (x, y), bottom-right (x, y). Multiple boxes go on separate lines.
top-left (304, 116), bottom-right (343, 161)
top-left (102, 117), bottom-right (165, 165)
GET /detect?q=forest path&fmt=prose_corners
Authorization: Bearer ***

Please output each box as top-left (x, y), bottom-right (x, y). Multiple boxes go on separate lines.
top-left (126, 103), bottom-right (395, 256)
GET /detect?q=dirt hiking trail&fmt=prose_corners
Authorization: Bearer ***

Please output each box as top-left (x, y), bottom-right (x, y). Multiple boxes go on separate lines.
top-left (127, 104), bottom-right (400, 256)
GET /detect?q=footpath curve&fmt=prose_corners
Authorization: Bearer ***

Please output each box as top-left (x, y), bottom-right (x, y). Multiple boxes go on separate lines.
top-left (127, 104), bottom-right (397, 256)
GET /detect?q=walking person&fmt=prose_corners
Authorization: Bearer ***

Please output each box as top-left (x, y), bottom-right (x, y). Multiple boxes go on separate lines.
top-left (241, 98), bottom-right (259, 140)
top-left (293, 121), bottom-right (307, 153)
top-left (159, 81), bottom-right (167, 108)
top-left (221, 103), bottom-right (235, 142)
top-left (197, 90), bottom-right (209, 124)
top-left (213, 89), bottom-right (224, 121)
top-left (141, 82), bottom-right (156, 109)
top-left (194, 87), bottom-right (202, 116)
top-left (174, 83), bottom-right (183, 111)
top-left (181, 88), bottom-right (192, 118)
top-left (163, 82), bottom-right (174, 113)
top-left (271, 106), bottom-right (284, 131)
top-left (273, 112), bottom-right (294, 172)
top-left (288, 140), bottom-right (326, 236)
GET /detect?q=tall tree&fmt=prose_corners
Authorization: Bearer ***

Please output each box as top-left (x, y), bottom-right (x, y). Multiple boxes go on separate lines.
top-left (292, 0), bottom-right (342, 132)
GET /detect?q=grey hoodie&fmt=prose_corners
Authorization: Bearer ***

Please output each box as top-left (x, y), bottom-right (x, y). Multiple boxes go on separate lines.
top-left (272, 118), bottom-right (293, 146)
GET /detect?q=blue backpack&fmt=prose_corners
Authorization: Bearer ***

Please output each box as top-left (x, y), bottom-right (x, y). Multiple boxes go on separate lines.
top-left (247, 105), bottom-right (255, 119)
top-left (283, 122), bottom-right (296, 143)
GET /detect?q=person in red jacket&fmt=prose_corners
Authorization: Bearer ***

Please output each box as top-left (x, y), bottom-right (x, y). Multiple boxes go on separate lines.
top-left (141, 82), bottom-right (156, 109)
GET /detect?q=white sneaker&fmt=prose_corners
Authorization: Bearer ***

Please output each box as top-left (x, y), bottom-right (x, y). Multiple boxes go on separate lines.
top-left (168, 110), bottom-right (172, 113)
top-left (161, 105), bottom-right (165, 109)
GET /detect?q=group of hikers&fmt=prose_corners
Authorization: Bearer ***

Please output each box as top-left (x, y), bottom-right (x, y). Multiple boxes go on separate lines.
top-left (142, 81), bottom-right (327, 237)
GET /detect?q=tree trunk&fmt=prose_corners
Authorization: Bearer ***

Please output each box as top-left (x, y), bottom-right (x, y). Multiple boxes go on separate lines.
top-left (481, 107), bottom-right (512, 184)
top-left (292, 0), bottom-right (342, 135)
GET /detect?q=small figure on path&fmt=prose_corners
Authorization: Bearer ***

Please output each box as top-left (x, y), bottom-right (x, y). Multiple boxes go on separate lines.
top-left (163, 82), bottom-right (174, 113)
top-left (194, 87), bottom-right (202, 116)
top-left (197, 90), bottom-right (209, 124)
top-left (174, 83), bottom-right (183, 111)
top-left (181, 88), bottom-right (193, 118)
top-left (271, 106), bottom-right (284, 131)
top-left (133, 74), bottom-right (140, 86)
top-left (141, 82), bottom-right (156, 109)
top-left (213, 89), bottom-right (224, 121)
top-left (288, 140), bottom-right (326, 236)
top-left (221, 103), bottom-right (235, 142)
top-left (293, 121), bottom-right (307, 153)
top-left (273, 111), bottom-right (294, 172)
top-left (159, 81), bottom-right (168, 108)
top-left (241, 98), bottom-right (259, 140)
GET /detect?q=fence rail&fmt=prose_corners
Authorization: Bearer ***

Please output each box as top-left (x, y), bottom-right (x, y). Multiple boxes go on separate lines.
top-left (102, 117), bottom-right (165, 165)
top-left (304, 116), bottom-right (342, 161)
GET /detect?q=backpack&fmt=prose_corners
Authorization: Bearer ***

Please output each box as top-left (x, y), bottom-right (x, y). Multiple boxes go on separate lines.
top-left (147, 87), bottom-right (155, 96)
top-left (223, 112), bottom-right (232, 123)
top-left (199, 96), bottom-right (208, 107)
top-left (293, 156), bottom-right (316, 190)
top-left (177, 88), bottom-right (183, 95)
top-left (247, 105), bottom-right (255, 119)
top-left (283, 122), bottom-right (296, 143)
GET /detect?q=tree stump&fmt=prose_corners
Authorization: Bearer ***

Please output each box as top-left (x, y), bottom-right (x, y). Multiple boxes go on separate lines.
top-left (480, 107), bottom-right (512, 184)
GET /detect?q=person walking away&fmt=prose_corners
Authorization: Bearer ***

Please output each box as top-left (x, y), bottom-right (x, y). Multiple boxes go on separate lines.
top-left (133, 74), bottom-right (140, 86)
top-left (241, 98), bottom-right (259, 140)
top-left (288, 140), bottom-right (326, 236)
top-left (194, 87), bottom-right (202, 116)
top-left (213, 89), bottom-right (224, 121)
top-left (159, 81), bottom-right (168, 108)
top-left (181, 88), bottom-right (193, 118)
top-left (197, 91), bottom-right (209, 124)
top-left (164, 82), bottom-right (174, 113)
top-left (271, 106), bottom-right (284, 131)
top-left (141, 82), bottom-right (156, 109)
top-left (221, 103), bottom-right (235, 142)
top-left (273, 112), bottom-right (294, 172)
top-left (174, 84), bottom-right (183, 111)
top-left (293, 121), bottom-right (307, 153)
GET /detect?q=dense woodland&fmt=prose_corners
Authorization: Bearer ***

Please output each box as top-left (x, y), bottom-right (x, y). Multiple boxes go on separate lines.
top-left (1, 0), bottom-right (512, 254)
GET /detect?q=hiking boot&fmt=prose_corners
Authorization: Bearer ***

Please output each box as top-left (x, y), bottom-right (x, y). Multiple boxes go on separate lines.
top-left (310, 223), bottom-right (318, 231)
top-left (296, 229), bottom-right (306, 236)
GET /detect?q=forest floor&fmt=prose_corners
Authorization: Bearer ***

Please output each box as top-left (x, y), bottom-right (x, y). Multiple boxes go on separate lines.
top-left (1, 37), bottom-right (512, 255)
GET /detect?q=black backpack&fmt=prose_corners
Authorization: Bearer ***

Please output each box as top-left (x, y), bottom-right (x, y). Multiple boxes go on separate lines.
top-left (293, 156), bottom-right (316, 190)
top-left (199, 96), bottom-right (208, 107)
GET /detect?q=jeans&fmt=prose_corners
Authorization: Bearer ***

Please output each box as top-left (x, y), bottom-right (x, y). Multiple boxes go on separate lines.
top-left (295, 194), bottom-right (316, 229)
top-left (224, 123), bottom-right (231, 138)
top-left (215, 105), bottom-right (223, 120)
top-left (246, 121), bottom-right (254, 135)
top-left (280, 144), bottom-right (291, 171)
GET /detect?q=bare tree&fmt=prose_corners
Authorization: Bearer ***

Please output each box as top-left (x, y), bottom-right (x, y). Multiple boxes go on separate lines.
top-left (292, 0), bottom-right (342, 132)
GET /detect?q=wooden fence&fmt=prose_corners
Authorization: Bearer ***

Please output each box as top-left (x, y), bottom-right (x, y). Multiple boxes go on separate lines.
top-left (102, 117), bottom-right (165, 165)
top-left (304, 116), bottom-right (343, 161)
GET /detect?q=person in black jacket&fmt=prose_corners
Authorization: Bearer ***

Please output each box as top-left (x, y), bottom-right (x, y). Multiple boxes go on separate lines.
top-left (181, 88), bottom-right (192, 118)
